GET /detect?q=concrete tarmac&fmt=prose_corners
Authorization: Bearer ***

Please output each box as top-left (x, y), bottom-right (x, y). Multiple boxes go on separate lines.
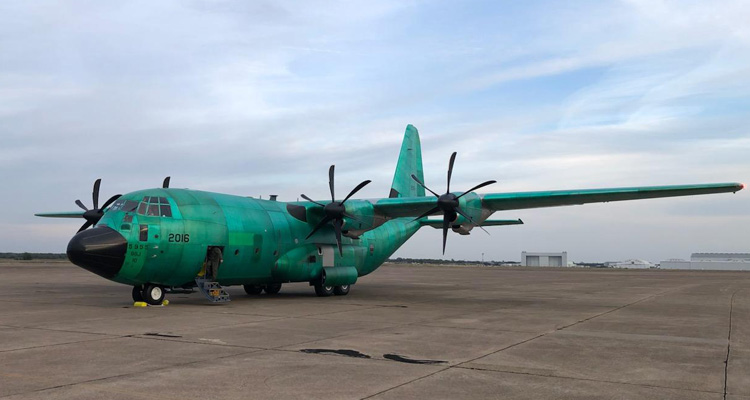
top-left (1, 260), bottom-right (749, 399)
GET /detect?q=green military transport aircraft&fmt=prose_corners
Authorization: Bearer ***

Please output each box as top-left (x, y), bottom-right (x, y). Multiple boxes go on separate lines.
top-left (37, 125), bottom-right (744, 305)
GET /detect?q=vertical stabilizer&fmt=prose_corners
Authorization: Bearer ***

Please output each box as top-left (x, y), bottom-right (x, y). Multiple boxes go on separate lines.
top-left (389, 124), bottom-right (426, 198)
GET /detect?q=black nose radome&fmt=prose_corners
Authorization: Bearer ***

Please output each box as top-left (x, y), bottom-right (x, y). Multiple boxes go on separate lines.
top-left (67, 226), bottom-right (127, 279)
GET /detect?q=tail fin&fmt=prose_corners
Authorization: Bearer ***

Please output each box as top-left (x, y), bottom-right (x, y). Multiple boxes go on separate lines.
top-left (389, 124), bottom-right (426, 198)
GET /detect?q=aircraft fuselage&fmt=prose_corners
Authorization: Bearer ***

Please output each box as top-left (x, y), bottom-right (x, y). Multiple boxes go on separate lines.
top-left (70, 188), bottom-right (421, 289)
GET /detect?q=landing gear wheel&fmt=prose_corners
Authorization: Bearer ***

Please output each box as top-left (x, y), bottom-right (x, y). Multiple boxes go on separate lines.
top-left (264, 283), bottom-right (282, 295)
top-left (132, 285), bottom-right (144, 302)
top-left (333, 285), bottom-right (350, 296)
top-left (314, 283), bottom-right (334, 297)
top-left (243, 284), bottom-right (263, 295)
top-left (142, 284), bottom-right (165, 305)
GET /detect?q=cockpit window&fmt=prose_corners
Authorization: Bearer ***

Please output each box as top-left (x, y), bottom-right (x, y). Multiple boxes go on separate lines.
top-left (136, 196), bottom-right (173, 217)
top-left (122, 200), bottom-right (138, 212)
top-left (110, 199), bottom-right (125, 211)
top-left (109, 199), bottom-right (137, 212)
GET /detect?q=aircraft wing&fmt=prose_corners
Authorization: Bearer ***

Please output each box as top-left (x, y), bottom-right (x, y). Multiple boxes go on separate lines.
top-left (374, 182), bottom-right (743, 218)
top-left (35, 212), bottom-right (85, 218)
top-left (481, 183), bottom-right (743, 211)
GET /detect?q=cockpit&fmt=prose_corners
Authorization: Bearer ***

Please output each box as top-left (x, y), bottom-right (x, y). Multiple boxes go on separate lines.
top-left (109, 196), bottom-right (173, 218)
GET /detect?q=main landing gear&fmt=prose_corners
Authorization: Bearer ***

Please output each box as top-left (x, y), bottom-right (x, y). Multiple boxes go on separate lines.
top-left (243, 282), bottom-right (351, 297)
top-left (314, 283), bottom-right (350, 297)
top-left (132, 284), bottom-right (166, 305)
top-left (131, 281), bottom-right (351, 304)
top-left (243, 283), bottom-right (283, 295)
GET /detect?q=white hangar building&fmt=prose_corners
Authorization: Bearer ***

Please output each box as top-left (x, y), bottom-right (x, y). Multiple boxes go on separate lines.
top-left (522, 251), bottom-right (568, 267)
top-left (660, 253), bottom-right (750, 271)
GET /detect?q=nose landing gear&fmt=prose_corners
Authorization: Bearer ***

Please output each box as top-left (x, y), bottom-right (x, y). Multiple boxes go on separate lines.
top-left (131, 284), bottom-right (166, 305)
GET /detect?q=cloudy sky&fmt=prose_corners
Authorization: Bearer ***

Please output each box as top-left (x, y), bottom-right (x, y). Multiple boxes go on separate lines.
top-left (1, 0), bottom-right (748, 262)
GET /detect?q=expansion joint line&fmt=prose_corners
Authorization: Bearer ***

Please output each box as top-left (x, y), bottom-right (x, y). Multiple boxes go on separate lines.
top-left (361, 286), bottom-right (684, 400)
top-left (723, 289), bottom-right (739, 400)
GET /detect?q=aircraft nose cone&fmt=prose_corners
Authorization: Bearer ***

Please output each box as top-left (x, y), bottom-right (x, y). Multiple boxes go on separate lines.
top-left (67, 226), bottom-right (127, 279)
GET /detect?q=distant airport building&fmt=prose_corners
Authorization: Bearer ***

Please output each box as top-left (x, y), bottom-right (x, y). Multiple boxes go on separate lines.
top-left (522, 251), bottom-right (568, 267)
top-left (660, 253), bottom-right (750, 271)
top-left (605, 259), bottom-right (655, 269)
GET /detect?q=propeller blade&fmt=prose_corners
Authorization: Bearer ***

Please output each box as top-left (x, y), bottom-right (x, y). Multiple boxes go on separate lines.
top-left (92, 179), bottom-right (101, 210)
top-left (412, 206), bottom-right (441, 222)
top-left (328, 165), bottom-right (335, 202)
top-left (300, 194), bottom-right (326, 207)
top-left (455, 207), bottom-right (490, 235)
top-left (446, 152), bottom-right (457, 193)
top-left (100, 194), bottom-right (122, 211)
top-left (305, 216), bottom-right (332, 240)
top-left (411, 174), bottom-right (440, 197)
top-left (333, 218), bottom-right (344, 256)
top-left (77, 220), bottom-right (94, 233)
top-left (75, 200), bottom-right (88, 211)
top-left (456, 180), bottom-right (497, 199)
top-left (163, 176), bottom-right (170, 189)
top-left (442, 214), bottom-right (450, 255)
top-left (342, 180), bottom-right (371, 204)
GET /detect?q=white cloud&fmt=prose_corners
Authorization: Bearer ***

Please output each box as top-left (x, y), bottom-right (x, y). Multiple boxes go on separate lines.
top-left (0, 1), bottom-right (748, 261)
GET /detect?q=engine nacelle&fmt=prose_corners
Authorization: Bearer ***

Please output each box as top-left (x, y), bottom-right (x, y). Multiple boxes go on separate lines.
top-left (451, 224), bottom-right (473, 235)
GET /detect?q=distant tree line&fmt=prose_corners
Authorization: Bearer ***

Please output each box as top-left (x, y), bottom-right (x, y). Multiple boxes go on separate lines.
top-left (0, 253), bottom-right (67, 260)
top-left (388, 257), bottom-right (520, 266)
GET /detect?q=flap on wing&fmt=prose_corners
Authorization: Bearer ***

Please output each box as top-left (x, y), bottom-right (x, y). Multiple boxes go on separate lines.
top-left (481, 183), bottom-right (743, 211)
top-left (35, 211), bottom-right (85, 218)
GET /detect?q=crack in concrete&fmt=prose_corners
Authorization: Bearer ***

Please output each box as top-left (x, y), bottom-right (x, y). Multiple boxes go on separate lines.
top-left (723, 289), bottom-right (738, 400)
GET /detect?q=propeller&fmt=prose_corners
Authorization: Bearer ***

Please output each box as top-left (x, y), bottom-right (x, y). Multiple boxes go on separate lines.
top-left (410, 152), bottom-right (496, 254)
top-left (74, 179), bottom-right (122, 233)
top-left (301, 165), bottom-right (371, 256)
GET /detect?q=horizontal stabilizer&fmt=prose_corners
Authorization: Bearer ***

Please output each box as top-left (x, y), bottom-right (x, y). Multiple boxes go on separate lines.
top-left (34, 211), bottom-right (85, 218)
top-left (480, 219), bottom-right (524, 226)
top-left (421, 218), bottom-right (523, 228)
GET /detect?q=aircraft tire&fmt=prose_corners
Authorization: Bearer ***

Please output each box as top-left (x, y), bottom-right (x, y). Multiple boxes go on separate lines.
top-left (142, 284), bottom-right (165, 305)
top-left (333, 285), bottom-right (350, 296)
top-left (132, 285), bottom-right (144, 302)
top-left (264, 283), bottom-right (282, 295)
top-left (314, 283), bottom-right (334, 297)
top-left (243, 284), bottom-right (263, 295)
